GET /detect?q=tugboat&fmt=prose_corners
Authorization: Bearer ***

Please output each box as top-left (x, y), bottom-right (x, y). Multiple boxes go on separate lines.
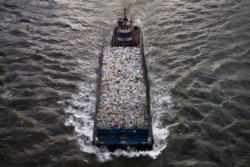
top-left (93, 8), bottom-right (154, 151)
top-left (111, 8), bottom-right (140, 47)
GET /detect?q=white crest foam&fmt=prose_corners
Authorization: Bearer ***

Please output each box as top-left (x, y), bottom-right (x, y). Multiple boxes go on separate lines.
top-left (64, 77), bottom-right (172, 161)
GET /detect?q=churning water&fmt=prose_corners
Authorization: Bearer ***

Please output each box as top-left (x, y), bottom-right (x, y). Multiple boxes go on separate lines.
top-left (0, 0), bottom-right (250, 166)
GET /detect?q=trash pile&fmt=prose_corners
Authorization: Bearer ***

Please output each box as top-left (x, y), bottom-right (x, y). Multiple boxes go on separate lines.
top-left (97, 47), bottom-right (148, 129)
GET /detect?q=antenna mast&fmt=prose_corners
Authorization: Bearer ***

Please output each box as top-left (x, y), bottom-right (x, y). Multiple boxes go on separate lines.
top-left (124, 7), bottom-right (127, 19)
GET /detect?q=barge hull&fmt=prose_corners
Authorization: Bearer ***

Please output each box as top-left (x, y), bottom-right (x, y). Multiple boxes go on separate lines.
top-left (93, 46), bottom-right (153, 150)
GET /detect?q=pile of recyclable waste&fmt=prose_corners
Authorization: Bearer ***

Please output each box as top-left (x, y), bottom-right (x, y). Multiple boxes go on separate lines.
top-left (97, 47), bottom-right (148, 129)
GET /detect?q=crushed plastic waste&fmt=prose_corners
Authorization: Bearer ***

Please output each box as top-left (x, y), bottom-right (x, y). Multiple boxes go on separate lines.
top-left (97, 47), bottom-right (148, 129)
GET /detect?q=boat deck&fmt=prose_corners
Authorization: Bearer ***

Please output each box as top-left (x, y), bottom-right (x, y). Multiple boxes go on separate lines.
top-left (97, 47), bottom-right (149, 129)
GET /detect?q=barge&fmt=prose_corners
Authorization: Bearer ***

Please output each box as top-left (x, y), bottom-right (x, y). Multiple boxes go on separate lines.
top-left (93, 8), bottom-right (154, 151)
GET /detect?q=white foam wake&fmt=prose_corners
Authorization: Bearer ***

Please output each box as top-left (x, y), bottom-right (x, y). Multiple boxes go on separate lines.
top-left (64, 75), bottom-right (172, 161)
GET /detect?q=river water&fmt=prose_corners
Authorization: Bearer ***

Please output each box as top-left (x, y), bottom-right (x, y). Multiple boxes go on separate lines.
top-left (0, 0), bottom-right (250, 166)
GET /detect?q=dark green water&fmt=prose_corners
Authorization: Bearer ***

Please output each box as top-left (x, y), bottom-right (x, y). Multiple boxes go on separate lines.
top-left (0, 0), bottom-right (250, 166)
